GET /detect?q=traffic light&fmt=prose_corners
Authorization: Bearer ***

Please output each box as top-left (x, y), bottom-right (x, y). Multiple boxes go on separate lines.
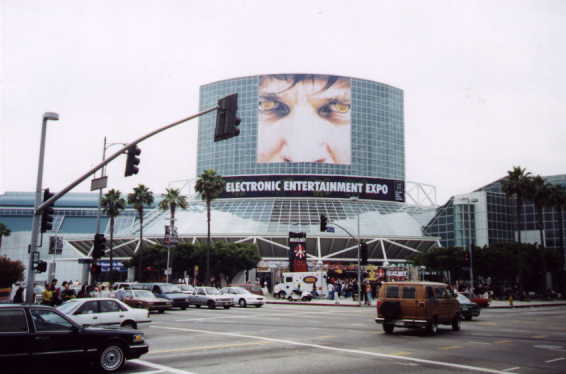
top-left (360, 241), bottom-right (368, 265)
top-left (214, 93), bottom-right (241, 142)
top-left (36, 260), bottom-right (47, 273)
top-left (92, 233), bottom-right (106, 258)
top-left (320, 215), bottom-right (328, 232)
top-left (125, 145), bottom-right (141, 177)
top-left (40, 188), bottom-right (55, 233)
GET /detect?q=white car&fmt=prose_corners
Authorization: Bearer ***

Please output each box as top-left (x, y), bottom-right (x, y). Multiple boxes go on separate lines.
top-left (57, 297), bottom-right (151, 329)
top-left (220, 286), bottom-right (265, 308)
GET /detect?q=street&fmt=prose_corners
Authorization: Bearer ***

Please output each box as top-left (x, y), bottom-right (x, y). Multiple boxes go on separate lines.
top-left (27, 303), bottom-right (565, 374)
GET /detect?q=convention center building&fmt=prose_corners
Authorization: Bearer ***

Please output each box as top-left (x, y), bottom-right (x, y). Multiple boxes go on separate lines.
top-left (0, 74), bottom-right (444, 283)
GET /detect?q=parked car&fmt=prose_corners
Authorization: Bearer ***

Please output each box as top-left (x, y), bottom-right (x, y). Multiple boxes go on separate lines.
top-left (229, 283), bottom-right (264, 296)
top-left (0, 304), bottom-right (148, 372)
top-left (456, 293), bottom-right (481, 321)
top-left (132, 283), bottom-right (190, 310)
top-left (121, 289), bottom-right (173, 314)
top-left (220, 286), bottom-right (265, 307)
top-left (57, 297), bottom-right (151, 329)
top-left (188, 287), bottom-right (233, 309)
top-left (375, 281), bottom-right (461, 335)
top-left (178, 284), bottom-right (195, 295)
top-left (461, 292), bottom-right (490, 308)
top-left (113, 282), bottom-right (140, 291)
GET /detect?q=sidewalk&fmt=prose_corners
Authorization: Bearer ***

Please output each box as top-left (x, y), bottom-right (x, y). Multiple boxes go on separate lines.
top-left (265, 295), bottom-right (566, 309)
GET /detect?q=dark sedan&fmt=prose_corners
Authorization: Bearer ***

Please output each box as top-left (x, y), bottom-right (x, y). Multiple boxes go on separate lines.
top-left (0, 304), bottom-right (148, 372)
top-left (457, 293), bottom-right (481, 320)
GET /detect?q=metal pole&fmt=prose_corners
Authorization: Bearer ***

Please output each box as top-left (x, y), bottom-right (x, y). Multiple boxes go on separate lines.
top-left (26, 113), bottom-right (58, 303)
top-left (468, 201), bottom-right (474, 293)
top-left (357, 212), bottom-right (362, 307)
top-left (95, 137), bottom-right (107, 235)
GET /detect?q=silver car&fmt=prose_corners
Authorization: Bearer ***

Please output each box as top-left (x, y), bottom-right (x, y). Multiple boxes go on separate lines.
top-left (220, 287), bottom-right (265, 308)
top-left (188, 287), bottom-right (233, 309)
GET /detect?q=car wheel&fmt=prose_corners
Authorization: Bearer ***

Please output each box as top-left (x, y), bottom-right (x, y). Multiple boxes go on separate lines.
top-left (121, 321), bottom-right (137, 330)
top-left (255, 304), bottom-right (263, 308)
top-left (224, 305), bottom-right (231, 309)
top-left (452, 315), bottom-right (461, 331)
top-left (465, 314), bottom-right (472, 321)
top-left (196, 304), bottom-right (201, 308)
top-left (239, 299), bottom-right (247, 308)
top-left (98, 344), bottom-right (125, 373)
top-left (426, 318), bottom-right (438, 336)
top-left (181, 307), bottom-right (187, 310)
top-left (207, 301), bottom-right (215, 309)
top-left (158, 309), bottom-right (165, 314)
top-left (278, 291), bottom-right (286, 299)
top-left (383, 323), bottom-right (394, 334)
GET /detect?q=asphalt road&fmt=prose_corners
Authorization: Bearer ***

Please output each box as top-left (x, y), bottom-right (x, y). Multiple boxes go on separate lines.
top-left (23, 304), bottom-right (566, 374)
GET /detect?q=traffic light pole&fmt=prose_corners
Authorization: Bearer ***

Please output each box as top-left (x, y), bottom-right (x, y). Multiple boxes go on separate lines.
top-left (27, 106), bottom-right (218, 303)
top-left (25, 114), bottom-right (55, 304)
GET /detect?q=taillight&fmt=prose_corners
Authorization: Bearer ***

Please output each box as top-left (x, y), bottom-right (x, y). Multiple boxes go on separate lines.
top-left (376, 299), bottom-right (383, 313)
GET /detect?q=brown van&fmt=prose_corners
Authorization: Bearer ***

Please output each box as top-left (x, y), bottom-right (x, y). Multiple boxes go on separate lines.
top-left (375, 281), bottom-right (461, 335)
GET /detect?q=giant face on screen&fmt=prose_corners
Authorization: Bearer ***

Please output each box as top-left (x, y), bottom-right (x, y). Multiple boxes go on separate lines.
top-left (256, 74), bottom-right (352, 165)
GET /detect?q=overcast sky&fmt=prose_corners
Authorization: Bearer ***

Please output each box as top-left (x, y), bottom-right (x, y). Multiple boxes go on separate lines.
top-left (1, 0), bottom-right (565, 205)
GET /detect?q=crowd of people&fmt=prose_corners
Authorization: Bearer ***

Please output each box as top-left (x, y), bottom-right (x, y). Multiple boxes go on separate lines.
top-left (325, 278), bottom-right (382, 305)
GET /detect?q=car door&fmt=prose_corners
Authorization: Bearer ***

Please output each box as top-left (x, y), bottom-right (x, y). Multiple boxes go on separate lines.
top-left (72, 300), bottom-right (100, 327)
top-left (433, 287), bottom-right (450, 322)
top-left (30, 308), bottom-right (84, 360)
top-left (98, 299), bottom-right (127, 327)
top-left (0, 307), bottom-right (31, 359)
top-left (197, 288), bottom-right (207, 305)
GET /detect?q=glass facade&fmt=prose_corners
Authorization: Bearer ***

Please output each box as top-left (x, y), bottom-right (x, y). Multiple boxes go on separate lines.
top-left (197, 75), bottom-right (404, 180)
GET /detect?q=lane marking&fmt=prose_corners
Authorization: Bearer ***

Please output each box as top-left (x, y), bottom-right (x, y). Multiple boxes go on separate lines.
top-left (438, 345), bottom-right (463, 350)
top-left (174, 310), bottom-right (340, 322)
top-left (531, 335), bottom-right (546, 339)
top-left (502, 367), bottom-right (520, 372)
top-left (495, 340), bottom-right (512, 344)
top-left (467, 341), bottom-right (491, 345)
top-left (151, 325), bottom-right (511, 373)
top-left (135, 370), bottom-right (165, 374)
top-left (390, 351), bottom-right (411, 356)
top-left (148, 341), bottom-right (271, 355)
top-left (545, 357), bottom-right (566, 363)
top-left (130, 359), bottom-right (197, 374)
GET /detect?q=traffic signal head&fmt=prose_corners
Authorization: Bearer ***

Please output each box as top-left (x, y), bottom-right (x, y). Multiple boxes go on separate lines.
top-left (320, 215), bottom-right (328, 232)
top-left (360, 241), bottom-right (368, 265)
top-left (92, 233), bottom-right (106, 258)
top-left (125, 145), bottom-right (141, 177)
top-left (36, 260), bottom-right (47, 273)
top-left (40, 188), bottom-right (55, 233)
top-left (214, 93), bottom-right (241, 142)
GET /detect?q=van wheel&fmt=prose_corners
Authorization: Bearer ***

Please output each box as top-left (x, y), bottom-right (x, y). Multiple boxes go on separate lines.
top-left (278, 291), bottom-right (286, 299)
top-left (451, 315), bottom-right (461, 331)
top-left (465, 315), bottom-right (472, 321)
top-left (195, 304), bottom-right (201, 308)
top-left (383, 323), bottom-right (394, 334)
top-left (158, 309), bottom-right (165, 314)
top-left (207, 300), bottom-right (215, 309)
top-left (426, 318), bottom-right (438, 335)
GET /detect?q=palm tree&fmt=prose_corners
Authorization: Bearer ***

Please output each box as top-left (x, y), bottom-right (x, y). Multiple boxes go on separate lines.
top-left (527, 175), bottom-right (551, 246)
top-left (159, 188), bottom-right (188, 280)
top-left (101, 189), bottom-right (126, 282)
top-left (501, 166), bottom-right (532, 243)
top-left (0, 222), bottom-right (10, 249)
top-left (128, 184), bottom-right (154, 281)
top-left (195, 169), bottom-right (226, 285)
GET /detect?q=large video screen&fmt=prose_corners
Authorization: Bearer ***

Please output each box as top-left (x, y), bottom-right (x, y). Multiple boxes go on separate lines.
top-left (257, 74), bottom-right (352, 165)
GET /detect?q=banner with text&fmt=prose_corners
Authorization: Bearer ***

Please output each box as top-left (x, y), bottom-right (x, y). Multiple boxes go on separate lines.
top-left (289, 232), bottom-right (308, 272)
top-left (220, 175), bottom-right (405, 202)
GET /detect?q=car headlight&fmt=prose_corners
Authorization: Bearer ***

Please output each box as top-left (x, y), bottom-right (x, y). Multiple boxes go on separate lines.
top-left (133, 334), bottom-right (144, 343)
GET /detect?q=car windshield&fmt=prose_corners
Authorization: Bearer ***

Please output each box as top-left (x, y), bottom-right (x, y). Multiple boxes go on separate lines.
top-left (160, 285), bottom-right (182, 293)
top-left (233, 288), bottom-right (249, 294)
top-left (179, 285), bottom-right (193, 291)
top-left (57, 300), bottom-right (80, 314)
top-left (133, 290), bottom-right (155, 298)
top-left (457, 294), bottom-right (472, 303)
top-left (204, 287), bottom-right (220, 295)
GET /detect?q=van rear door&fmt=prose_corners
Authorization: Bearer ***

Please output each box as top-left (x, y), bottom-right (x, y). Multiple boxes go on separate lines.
top-left (399, 286), bottom-right (419, 319)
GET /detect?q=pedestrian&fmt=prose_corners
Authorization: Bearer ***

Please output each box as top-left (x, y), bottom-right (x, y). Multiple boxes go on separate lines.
top-left (61, 281), bottom-right (76, 302)
top-left (78, 284), bottom-right (89, 298)
top-left (327, 282), bottom-right (335, 300)
top-left (365, 281), bottom-right (373, 306)
top-left (41, 283), bottom-right (54, 306)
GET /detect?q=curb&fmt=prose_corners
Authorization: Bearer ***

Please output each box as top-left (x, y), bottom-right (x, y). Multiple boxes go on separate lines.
top-left (487, 303), bottom-right (566, 309)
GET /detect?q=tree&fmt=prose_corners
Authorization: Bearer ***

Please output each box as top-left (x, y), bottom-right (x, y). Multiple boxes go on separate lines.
top-left (128, 184), bottom-right (154, 281)
top-left (125, 245), bottom-right (168, 282)
top-left (501, 166), bottom-right (532, 243)
top-left (526, 175), bottom-right (551, 246)
top-left (411, 246), bottom-right (468, 282)
top-left (159, 188), bottom-right (188, 279)
top-left (101, 189), bottom-right (126, 282)
top-left (0, 222), bottom-right (10, 249)
top-left (0, 256), bottom-right (24, 287)
top-left (194, 169), bottom-right (226, 285)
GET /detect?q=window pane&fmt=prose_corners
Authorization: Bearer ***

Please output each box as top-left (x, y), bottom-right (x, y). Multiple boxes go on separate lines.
top-left (76, 301), bottom-right (98, 315)
top-left (385, 286), bottom-right (399, 298)
top-left (402, 287), bottom-right (416, 299)
top-left (100, 300), bottom-right (120, 313)
top-left (31, 309), bottom-right (73, 331)
top-left (0, 309), bottom-right (28, 332)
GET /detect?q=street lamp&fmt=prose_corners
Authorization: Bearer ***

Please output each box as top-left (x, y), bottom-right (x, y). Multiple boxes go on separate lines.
top-left (25, 112), bottom-right (59, 303)
top-left (350, 196), bottom-right (362, 307)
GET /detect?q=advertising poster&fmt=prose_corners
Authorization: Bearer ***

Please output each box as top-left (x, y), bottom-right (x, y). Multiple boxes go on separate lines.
top-left (288, 232), bottom-right (308, 272)
top-left (257, 74), bottom-right (352, 165)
